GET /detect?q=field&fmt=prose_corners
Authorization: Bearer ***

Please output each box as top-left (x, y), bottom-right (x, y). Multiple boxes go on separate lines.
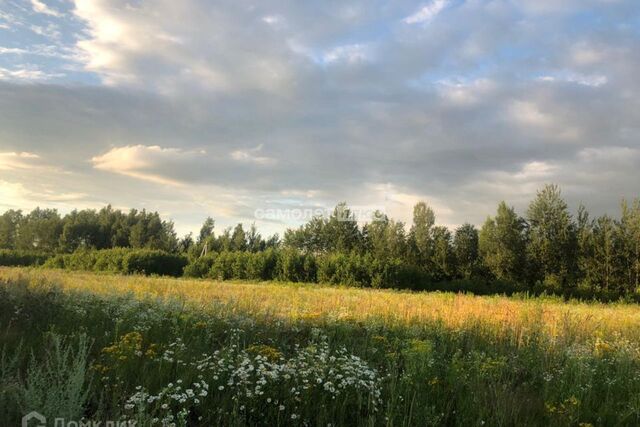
top-left (2, 267), bottom-right (640, 426)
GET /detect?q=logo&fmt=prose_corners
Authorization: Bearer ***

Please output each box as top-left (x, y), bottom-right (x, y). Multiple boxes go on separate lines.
top-left (22, 411), bottom-right (46, 427)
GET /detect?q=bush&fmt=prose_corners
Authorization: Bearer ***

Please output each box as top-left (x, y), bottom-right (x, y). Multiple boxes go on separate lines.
top-left (276, 249), bottom-right (316, 282)
top-left (246, 249), bottom-right (278, 281)
top-left (210, 251), bottom-right (235, 280)
top-left (42, 248), bottom-right (187, 277)
top-left (183, 253), bottom-right (217, 278)
top-left (0, 250), bottom-right (51, 267)
top-left (123, 250), bottom-right (187, 277)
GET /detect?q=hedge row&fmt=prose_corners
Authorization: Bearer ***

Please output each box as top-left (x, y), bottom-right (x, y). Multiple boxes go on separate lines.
top-left (183, 249), bottom-right (430, 289)
top-left (44, 248), bottom-right (188, 277)
top-left (0, 250), bottom-right (51, 267)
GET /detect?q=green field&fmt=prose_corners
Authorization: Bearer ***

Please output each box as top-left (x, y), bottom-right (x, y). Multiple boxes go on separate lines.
top-left (2, 267), bottom-right (640, 426)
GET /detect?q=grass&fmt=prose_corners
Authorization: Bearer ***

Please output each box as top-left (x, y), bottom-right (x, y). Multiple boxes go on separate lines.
top-left (1, 267), bottom-right (640, 425)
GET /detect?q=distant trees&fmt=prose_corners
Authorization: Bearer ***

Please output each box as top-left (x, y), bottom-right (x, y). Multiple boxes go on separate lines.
top-left (0, 205), bottom-right (178, 253)
top-left (1, 184), bottom-right (639, 299)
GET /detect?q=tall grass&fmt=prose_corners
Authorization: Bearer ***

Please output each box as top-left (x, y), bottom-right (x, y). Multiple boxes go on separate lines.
top-left (1, 267), bottom-right (640, 425)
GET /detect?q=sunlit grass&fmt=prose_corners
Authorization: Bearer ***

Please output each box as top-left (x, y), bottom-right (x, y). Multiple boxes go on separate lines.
top-left (2, 267), bottom-right (640, 426)
top-left (3, 266), bottom-right (640, 344)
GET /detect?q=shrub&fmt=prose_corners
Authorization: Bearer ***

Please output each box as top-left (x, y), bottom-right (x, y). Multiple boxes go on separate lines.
top-left (183, 253), bottom-right (217, 278)
top-left (210, 251), bottom-right (235, 280)
top-left (42, 249), bottom-right (187, 278)
top-left (0, 250), bottom-right (51, 267)
top-left (123, 250), bottom-right (187, 277)
top-left (245, 249), bottom-right (278, 281)
top-left (276, 249), bottom-right (316, 282)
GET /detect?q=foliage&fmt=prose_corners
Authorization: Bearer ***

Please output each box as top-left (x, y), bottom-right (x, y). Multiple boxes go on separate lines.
top-left (2, 185), bottom-right (640, 299)
top-left (0, 250), bottom-right (51, 267)
top-left (44, 248), bottom-right (187, 277)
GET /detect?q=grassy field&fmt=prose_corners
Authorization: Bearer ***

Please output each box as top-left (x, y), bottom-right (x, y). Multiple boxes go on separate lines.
top-left (2, 267), bottom-right (640, 426)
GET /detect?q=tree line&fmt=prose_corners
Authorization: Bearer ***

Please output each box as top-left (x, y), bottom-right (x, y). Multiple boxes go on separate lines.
top-left (1, 184), bottom-right (639, 297)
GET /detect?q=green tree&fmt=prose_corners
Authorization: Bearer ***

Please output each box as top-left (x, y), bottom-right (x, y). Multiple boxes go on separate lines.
top-left (0, 209), bottom-right (22, 249)
top-left (431, 226), bottom-right (454, 281)
top-left (618, 199), bottom-right (640, 292)
top-left (526, 184), bottom-right (578, 289)
top-left (479, 202), bottom-right (527, 284)
top-left (324, 203), bottom-right (363, 253)
top-left (363, 211), bottom-right (407, 260)
top-left (16, 208), bottom-right (63, 251)
top-left (576, 204), bottom-right (594, 287)
top-left (246, 223), bottom-right (265, 252)
top-left (59, 209), bottom-right (102, 252)
top-left (231, 223), bottom-right (247, 251)
top-left (453, 223), bottom-right (479, 279)
top-left (590, 215), bottom-right (618, 291)
top-left (409, 202), bottom-right (435, 268)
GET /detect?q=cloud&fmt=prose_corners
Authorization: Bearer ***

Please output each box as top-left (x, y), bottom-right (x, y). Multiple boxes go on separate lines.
top-left (91, 145), bottom-right (202, 186)
top-left (30, 0), bottom-right (63, 17)
top-left (0, 152), bottom-right (40, 170)
top-left (0, 66), bottom-right (63, 81)
top-left (404, 0), bottom-right (449, 24)
top-left (0, 0), bottom-right (639, 235)
top-left (323, 44), bottom-right (370, 64)
top-left (230, 144), bottom-right (276, 165)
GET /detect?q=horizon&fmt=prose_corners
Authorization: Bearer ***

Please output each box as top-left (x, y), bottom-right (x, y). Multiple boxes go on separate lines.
top-left (1, 0), bottom-right (639, 237)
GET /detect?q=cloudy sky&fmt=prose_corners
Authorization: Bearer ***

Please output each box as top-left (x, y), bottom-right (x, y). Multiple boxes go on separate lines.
top-left (0, 0), bottom-right (639, 236)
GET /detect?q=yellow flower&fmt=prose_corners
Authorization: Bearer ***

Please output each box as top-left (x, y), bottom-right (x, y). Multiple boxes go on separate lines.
top-left (594, 337), bottom-right (612, 357)
top-left (246, 344), bottom-right (282, 361)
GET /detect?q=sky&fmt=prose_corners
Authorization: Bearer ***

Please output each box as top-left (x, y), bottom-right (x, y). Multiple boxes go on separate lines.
top-left (0, 0), bottom-right (639, 237)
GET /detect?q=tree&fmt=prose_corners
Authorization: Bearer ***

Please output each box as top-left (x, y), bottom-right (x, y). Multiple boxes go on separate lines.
top-left (178, 232), bottom-right (194, 254)
top-left (59, 209), bottom-right (102, 252)
top-left (128, 210), bottom-right (178, 251)
top-left (324, 203), bottom-right (363, 253)
top-left (431, 226), bottom-right (454, 281)
top-left (526, 184), bottom-right (577, 288)
top-left (409, 202), bottom-right (435, 268)
top-left (15, 208), bottom-right (63, 251)
top-left (590, 215), bottom-right (618, 291)
top-left (196, 217), bottom-right (215, 255)
top-left (231, 223), bottom-right (247, 251)
top-left (576, 204), bottom-right (593, 286)
top-left (479, 202), bottom-right (527, 284)
top-left (246, 223), bottom-right (265, 252)
top-left (363, 211), bottom-right (407, 260)
top-left (0, 209), bottom-right (22, 249)
top-left (198, 217), bottom-right (215, 244)
top-left (453, 223), bottom-right (479, 279)
top-left (618, 199), bottom-right (640, 292)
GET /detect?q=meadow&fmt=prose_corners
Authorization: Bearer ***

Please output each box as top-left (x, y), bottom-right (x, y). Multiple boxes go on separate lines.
top-left (2, 267), bottom-right (640, 426)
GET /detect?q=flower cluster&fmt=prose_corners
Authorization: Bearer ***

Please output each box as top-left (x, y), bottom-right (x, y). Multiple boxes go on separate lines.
top-left (122, 334), bottom-right (382, 424)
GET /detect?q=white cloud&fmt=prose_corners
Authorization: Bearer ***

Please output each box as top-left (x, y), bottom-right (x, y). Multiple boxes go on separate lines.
top-left (404, 0), bottom-right (448, 24)
top-left (538, 72), bottom-right (608, 87)
top-left (508, 101), bottom-right (555, 128)
top-left (92, 145), bottom-right (200, 186)
top-left (0, 65), bottom-right (63, 81)
top-left (72, 0), bottom-right (296, 93)
top-left (230, 144), bottom-right (275, 165)
top-left (323, 44), bottom-right (369, 64)
top-left (30, 0), bottom-right (63, 17)
top-left (0, 152), bottom-right (40, 170)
